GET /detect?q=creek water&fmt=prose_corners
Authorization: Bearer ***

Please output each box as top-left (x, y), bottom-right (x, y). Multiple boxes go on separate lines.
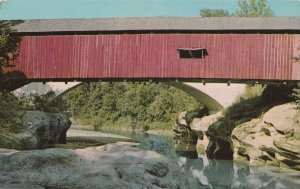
top-left (96, 129), bottom-right (300, 189)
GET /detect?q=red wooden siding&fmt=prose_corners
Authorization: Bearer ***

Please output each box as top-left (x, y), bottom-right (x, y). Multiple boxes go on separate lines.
top-left (13, 34), bottom-right (299, 81)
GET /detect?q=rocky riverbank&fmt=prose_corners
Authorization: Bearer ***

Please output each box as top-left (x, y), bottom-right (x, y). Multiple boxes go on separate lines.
top-left (0, 142), bottom-right (189, 189)
top-left (182, 103), bottom-right (300, 171)
top-left (232, 103), bottom-right (300, 170)
top-left (0, 111), bottom-right (71, 150)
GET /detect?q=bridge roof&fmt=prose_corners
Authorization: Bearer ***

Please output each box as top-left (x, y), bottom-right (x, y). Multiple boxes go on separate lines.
top-left (11, 17), bottom-right (300, 34)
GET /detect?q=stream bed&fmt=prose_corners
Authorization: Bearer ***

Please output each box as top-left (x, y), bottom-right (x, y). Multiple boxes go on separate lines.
top-left (90, 128), bottom-right (300, 189)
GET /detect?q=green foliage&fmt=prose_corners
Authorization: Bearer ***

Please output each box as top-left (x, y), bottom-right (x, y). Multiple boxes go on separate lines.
top-left (292, 46), bottom-right (300, 107)
top-left (31, 91), bottom-right (56, 111)
top-left (212, 83), bottom-right (296, 141)
top-left (0, 8), bottom-right (22, 90)
top-left (224, 85), bottom-right (264, 118)
top-left (200, 9), bottom-right (232, 17)
top-left (293, 45), bottom-right (300, 63)
top-left (0, 91), bottom-right (19, 126)
top-left (0, 91), bottom-right (24, 149)
top-left (225, 84), bottom-right (295, 119)
top-left (0, 91), bottom-right (20, 124)
top-left (200, 0), bottom-right (274, 17)
top-left (18, 90), bottom-right (67, 112)
top-left (293, 83), bottom-right (300, 109)
top-left (262, 84), bottom-right (295, 105)
top-left (236, 0), bottom-right (274, 17)
top-left (0, 21), bottom-right (20, 74)
top-left (63, 82), bottom-right (203, 131)
top-left (185, 107), bottom-right (209, 126)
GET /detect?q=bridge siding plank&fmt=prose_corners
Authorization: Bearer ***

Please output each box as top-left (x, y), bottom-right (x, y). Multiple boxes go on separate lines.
top-left (12, 34), bottom-right (298, 81)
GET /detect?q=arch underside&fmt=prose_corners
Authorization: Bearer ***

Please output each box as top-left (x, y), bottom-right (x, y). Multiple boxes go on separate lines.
top-left (166, 82), bottom-right (223, 113)
top-left (49, 81), bottom-right (224, 114)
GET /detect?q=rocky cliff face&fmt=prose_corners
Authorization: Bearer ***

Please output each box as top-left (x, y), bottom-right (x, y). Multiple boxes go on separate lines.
top-left (191, 112), bottom-right (223, 153)
top-left (0, 142), bottom-right (189, 189)
top-left (0, 111), bottom-right (71, 150)
top-left (231, 103), bottom-right (300, 170)
top-left (190, 112), bottom-right (234, 160)
top-left (190, 103), bottom-right (300, 170)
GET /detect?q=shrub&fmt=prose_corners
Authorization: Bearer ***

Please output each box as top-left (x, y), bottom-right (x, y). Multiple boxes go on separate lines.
top-left (293, 83), bottom-right (300, 109)
top-left (262, 84), bottom-right (295, 105)
top-left (224, 85), bottom-right (264, 118)
top-left (0, 91), bottom-right (20, 124)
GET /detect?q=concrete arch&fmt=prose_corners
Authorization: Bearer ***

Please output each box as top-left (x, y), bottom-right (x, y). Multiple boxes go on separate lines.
top-left (166, 82), bottom-right (224, 114)
top-left (49, 82), bottom-right (224, 114)
top-left (48, 83), bottom-right (83, 104)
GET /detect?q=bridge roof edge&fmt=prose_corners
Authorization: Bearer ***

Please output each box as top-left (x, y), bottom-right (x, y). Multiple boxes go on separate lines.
top-left (6, 17), bottom-right (300, 34)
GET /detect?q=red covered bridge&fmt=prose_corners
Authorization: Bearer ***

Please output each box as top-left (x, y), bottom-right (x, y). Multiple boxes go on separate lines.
top-left (8, 17), bottom-right (300, 83)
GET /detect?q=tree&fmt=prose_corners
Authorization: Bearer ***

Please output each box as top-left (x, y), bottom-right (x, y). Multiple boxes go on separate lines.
top-left (0, 2), bottom-right (21, 125)
top-left (200, 0), bottom-right (274, 18)
top-left (293, 84), bottom-right (300, 109)
top-left (0, 21), bottom-right (19, 75)
top-left (293, 46), bottom-right (300, 108)
top-left (0, 1), bottom-right (21, 90)
top-left (0, 91), bottom-right (20, 123)
top-left (200, 9), bottom-right (232, 17)
top-left (63, 82), bottom-right (203, 131)
top-left (293, 45), bottom-right (300, 63)
top-left (236, 0), bottom-right (274, 17)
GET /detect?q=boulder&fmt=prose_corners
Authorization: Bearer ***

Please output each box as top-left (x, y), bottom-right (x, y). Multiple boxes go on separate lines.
top-left (190, 112), bottom-right (231, 159)
top-left (173, 111), bottom-right (189, 136)
top-left (231, 103), bottom-right (300, 170)
top-left (21, 111), bottom-right (71, 147)
top-left (0, 111), bottom-right (71, 150)
top-left (263, 103), bottom-right (299, 135)
top-left (0, 142), bottom-right (189, 189)
top-left (191, 111), bottom-right (223, 132)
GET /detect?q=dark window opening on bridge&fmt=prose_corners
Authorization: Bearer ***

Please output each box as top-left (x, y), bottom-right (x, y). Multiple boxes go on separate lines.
top-left (177, 48), bottom-right (208, 59)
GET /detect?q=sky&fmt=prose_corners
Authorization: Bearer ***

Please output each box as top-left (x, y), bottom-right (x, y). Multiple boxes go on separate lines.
top-left (0, 0), bottom-right (300, 20)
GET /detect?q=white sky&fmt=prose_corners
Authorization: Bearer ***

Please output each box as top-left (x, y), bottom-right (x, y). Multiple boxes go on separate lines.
top-left (47, 82), bottom-right (80, 91)
top-left (186, 83), bottom-right (245, 107)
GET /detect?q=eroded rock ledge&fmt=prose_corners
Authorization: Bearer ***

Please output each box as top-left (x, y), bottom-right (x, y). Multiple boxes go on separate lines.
top-left (232, 103), bottom-right (300, 170)
top-left (191, 103), bottom-right (300, 170)
top-left (0, 142), bottom-right (189, 189)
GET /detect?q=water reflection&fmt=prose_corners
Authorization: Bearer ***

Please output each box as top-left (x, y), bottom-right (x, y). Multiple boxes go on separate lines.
top-left (173, 136), bottom-right (198, 159)
top-left (98, 129), bottom-right (300, 189)
top-left (173, 135), bottom-right (233, 188)
top-left (172, 134), bottom-right (300, 189)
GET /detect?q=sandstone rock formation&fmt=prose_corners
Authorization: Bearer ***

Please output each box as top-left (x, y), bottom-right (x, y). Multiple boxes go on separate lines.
top-left (190, 103), bottom-right (300, 169)
top-left (231, 103), bottom-right (300, 170)
top-left (190, 112), bottom-right (233, 159)
top-left (191, 112), bottom-right (223, 154)
top-left (0, 142), bottom-right (189, 189)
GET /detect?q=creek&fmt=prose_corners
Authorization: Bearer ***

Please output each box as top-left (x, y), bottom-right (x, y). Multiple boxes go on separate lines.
top-left (89, 128), bottom-right (300, 189)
